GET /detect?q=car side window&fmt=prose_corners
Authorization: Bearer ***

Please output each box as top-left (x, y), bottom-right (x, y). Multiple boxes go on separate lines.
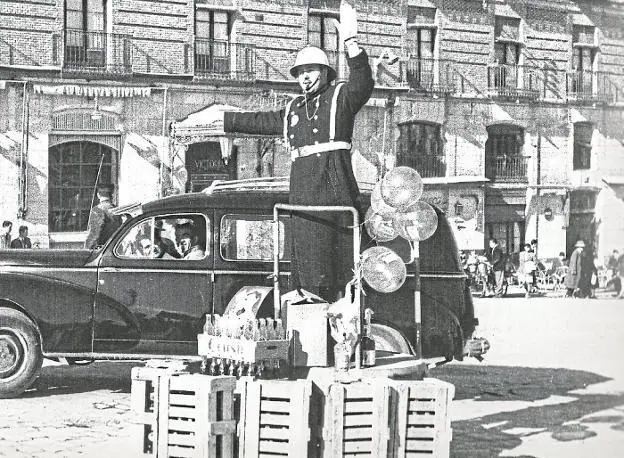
top-left (220, 214), bottom-right (290, 262)
top-left (114, 214), bottom-right (210, 260)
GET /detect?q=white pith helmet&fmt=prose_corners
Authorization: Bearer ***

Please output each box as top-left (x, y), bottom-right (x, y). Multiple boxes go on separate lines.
top-left (289, 46), bottom-right (337, 82)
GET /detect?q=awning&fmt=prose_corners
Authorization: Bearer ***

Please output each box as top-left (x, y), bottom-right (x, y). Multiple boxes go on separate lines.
top-left (603, 176), bottom-right (624, 186)
top-left (170, 103), bottom-right (243, 145)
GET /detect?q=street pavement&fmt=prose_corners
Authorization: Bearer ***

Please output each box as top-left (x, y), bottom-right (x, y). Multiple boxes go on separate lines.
top-left (0, 290), bottom-right (623, 457)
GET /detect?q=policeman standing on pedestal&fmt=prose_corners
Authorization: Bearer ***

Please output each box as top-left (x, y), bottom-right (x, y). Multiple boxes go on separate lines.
top-left (219, 0), bottom-right (374, 301)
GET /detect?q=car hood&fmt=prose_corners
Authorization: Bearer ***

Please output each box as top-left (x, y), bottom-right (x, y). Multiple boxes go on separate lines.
top-left (0, 249), bottom-right (96, 267)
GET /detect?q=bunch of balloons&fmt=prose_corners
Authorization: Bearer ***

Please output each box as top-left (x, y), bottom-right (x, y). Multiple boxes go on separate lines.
top-left (361, 166), bottom-right (439, 293)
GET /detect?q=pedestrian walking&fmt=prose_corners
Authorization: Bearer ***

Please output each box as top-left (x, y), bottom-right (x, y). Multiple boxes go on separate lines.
top-left (10, 225), bottom-right (32, 249)
top-left (579, 244), bottom-right (598, 298)
top-left (0, 220), bottom-right (12, 249)
top-left (565, 240), bottom-right (585, 297)
top-left (518, 243), bottom-right (536, 298)
top-left (616, 250), bottom-right (624, 299)
top-left (217, 0), bottom-right (374, 301)
top-left (487, 238), bottom-right (505, 297)
top-left (85, 183), bottom-right (122, 249)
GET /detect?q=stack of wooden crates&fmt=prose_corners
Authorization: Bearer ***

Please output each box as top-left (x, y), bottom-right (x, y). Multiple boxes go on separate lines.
top-left (131, 366), bottom-right (454, 458)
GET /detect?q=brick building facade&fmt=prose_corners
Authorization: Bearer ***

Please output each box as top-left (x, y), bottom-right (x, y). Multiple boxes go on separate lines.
top-left (1, 0), bottom-right (623, 260)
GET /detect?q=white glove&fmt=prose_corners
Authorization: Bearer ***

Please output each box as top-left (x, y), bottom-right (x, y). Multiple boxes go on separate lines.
top-left (331, 0), bottom-right (358, 42)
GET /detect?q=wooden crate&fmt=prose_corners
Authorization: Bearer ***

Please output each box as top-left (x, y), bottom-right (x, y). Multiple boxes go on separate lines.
top-left (131, 367), bottom-right (237, 458)
top-left (323, 380), bottom-right (393, 458)
top-left (238, 379), bottom-right (313, 458)
top-left (322, 378), bottom-right (454, 458)
top-left (389, 378), bottom-right (454, 458)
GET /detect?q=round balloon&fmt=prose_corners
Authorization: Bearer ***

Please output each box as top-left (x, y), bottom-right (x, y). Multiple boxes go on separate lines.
top-left (364, 207), bottom-right (397, 242)
top-left (393, 201), bottom-right (439, 242)
top-left (371, 182), bottom-right (397, 217)
top-left (361, 246), bottom-right (407, 293)
top-left (380, 167), bottom-right (423, 212)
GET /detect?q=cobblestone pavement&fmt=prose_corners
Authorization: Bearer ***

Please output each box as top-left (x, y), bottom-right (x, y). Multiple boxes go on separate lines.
top-left (1, 295), bottom-right (623, 457)
top-left (0, 362), bottom-right (136, 457)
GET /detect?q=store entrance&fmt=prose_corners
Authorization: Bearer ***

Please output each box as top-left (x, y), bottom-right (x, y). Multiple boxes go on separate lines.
top-left (185, 142), bottom-right (237, 192)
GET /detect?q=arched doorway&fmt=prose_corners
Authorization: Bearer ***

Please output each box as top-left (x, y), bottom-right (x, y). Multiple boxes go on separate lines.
top-left (48, 141), bottom-right (118, 233)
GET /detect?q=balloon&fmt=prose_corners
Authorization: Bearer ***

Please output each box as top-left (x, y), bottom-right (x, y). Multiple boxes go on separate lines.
top-left (393, 201), bottom-right (439, 242)
top-left (361, 246), bottom-right (407, 293)
top-left (371, 182), bottom-right (397, 217)
top-left (364, 207), bottom-right (397, 242)
top-left (380, 166), bottom-right (423, 212)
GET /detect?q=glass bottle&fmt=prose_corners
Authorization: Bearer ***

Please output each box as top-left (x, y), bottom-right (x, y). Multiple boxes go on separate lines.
top-left (361, 308), bottom-right (376, 367)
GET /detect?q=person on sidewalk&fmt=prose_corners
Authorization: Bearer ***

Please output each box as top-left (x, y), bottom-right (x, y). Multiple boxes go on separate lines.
top-left (518, 243), bottom-right (536, 298)
top-left (565, 240), bottom-right (585, 297)
top-left (216, 0), bottom-right (374, 301)
top-left (487, 238), bottom-right (505, 297)
top-left (85, 183), bottom-right (122, 249)
top-left (616, 250), bottom-right (624, 299)
top-left (0, 220), bottom-right (12, 249)
top-left (10, 225), bottom-right (32, 249)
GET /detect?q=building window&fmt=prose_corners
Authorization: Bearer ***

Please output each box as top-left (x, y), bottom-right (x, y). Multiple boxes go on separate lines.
top-left (406, 27), bottom-right (436, 90)
top-left (49, 141), bottom-right (117, 233)
top-left (308, 13), bottom-right (340, 71)
top-left (397, 122), bottom-right (445, 178)
top-left (491, 17), bottom-right (521, 92)
top-left (485, 124), bottom-right (526, 182)
top-left (64, 0), bottom-right (106, 66)
top-left (573, 122), bottom-right (592, 170)
top-left (195, 10), bottom-right (231, 74)
top-left (486, 221), bottom-right (524, 255)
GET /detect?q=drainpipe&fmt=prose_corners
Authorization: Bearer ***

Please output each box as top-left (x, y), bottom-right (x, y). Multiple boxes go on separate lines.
top-left (535, 131), bottom-right (541, 258)
top-left (17, 81), bottom-right (29, 219)
top-left (159, 86), bottom-right (169, 198)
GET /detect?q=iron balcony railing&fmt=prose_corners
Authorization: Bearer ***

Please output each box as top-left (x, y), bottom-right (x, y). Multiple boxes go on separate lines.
top-left (486, 155), bottom-right (528, 182)
top-left (566, 70), bottom-right (623, 104)
top-left (403, 57), bottom-right (454, 94)
top-left (487, 64), bottom-right (541, 100)
top-left (63, 29), bottom-right (132, 75)
top-left (399, 155), bottom-right (446, 178)
top-left (194, 39), bottom-right (256, 81)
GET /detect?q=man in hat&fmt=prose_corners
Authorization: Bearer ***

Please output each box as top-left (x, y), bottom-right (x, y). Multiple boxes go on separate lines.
top-left (85, 183), bottom-right (122, 249)
top-left (216, 0), bottom-right (374, 301)
top-left (565, 240), bottom-right (585, 297)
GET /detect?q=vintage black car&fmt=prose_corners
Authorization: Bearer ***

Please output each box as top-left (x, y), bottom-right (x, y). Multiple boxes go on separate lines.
top-left (0, 179), bottom-right (480, 397)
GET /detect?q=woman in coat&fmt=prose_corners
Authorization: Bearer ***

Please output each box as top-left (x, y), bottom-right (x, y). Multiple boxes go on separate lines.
top-left (565, 240), bottom-right (585, 297)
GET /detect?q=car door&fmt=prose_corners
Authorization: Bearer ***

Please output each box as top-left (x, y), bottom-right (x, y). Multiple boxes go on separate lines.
top-left (213, 210), bottom-right (291, 318)
top-left (93, 211), bottom-right (213, 356)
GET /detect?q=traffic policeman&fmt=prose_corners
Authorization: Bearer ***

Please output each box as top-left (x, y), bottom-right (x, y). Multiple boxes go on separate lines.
top-left (221, 1), bottom-right (374, 301)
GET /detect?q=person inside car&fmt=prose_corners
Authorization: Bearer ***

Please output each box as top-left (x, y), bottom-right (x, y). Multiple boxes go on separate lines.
top-left (137, 237), bottom-right (154, 258)
top-left (175, 222), bottom-right (205, 260)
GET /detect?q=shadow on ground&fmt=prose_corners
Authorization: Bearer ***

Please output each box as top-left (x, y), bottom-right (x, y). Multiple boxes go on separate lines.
top-left (435, 364), bottom-right (624, 458)
top-left (22, 361), bottom-right (138, 397)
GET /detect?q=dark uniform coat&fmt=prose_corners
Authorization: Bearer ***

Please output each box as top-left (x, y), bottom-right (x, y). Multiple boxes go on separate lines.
top-left (85, 200), bottom-right (122, 249)
top-left (225, 50), bottom-right (374, 300)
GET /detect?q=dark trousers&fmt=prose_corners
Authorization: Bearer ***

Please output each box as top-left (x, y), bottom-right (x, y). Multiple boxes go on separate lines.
top-left (493, 270), bottom-right (505, 296)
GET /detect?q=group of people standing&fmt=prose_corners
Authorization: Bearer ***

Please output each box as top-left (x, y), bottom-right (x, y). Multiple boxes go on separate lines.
top-left (0, 221), bottom-right (32, 249)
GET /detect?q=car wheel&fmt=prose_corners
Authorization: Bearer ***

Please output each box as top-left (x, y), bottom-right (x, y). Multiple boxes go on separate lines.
top-left (0, 308), bottom-right (43, 398)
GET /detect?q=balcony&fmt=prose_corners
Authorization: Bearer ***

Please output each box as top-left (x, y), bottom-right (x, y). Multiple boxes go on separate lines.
top-left (486, 155), bottom-right (528, 182)
top-left (194, 39), bottom-right (256, 81)
top-left (399, 154), bottom-right (446, 178)
top-left (62, 29), bottom-right (132, 76)
top-left (566, 70), bottom-right (622, 104)
top-left (487, 64), bottom-right (541, 100)
top-left (403, 57), bottom-right (454, 94)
